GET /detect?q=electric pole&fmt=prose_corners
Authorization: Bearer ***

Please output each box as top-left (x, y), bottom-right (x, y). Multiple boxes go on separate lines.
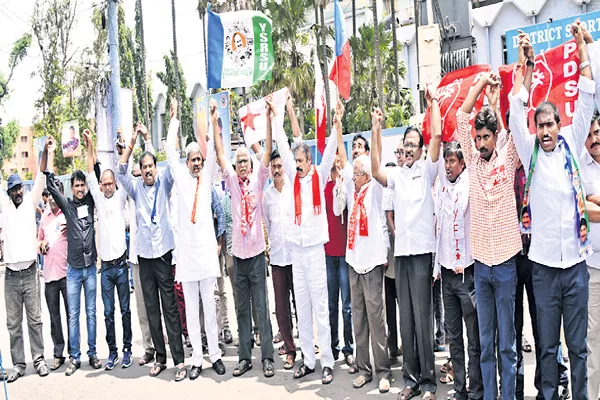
top-left (108, 0), bottom-right (121, 143)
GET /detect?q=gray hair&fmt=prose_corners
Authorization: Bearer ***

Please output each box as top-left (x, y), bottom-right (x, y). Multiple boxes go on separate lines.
top-left (354, 154), bottom-right (372, 176)
top-left (294, 143), bottom-right (312, 163)
top-left (185, 142), bottom-right (203, 160)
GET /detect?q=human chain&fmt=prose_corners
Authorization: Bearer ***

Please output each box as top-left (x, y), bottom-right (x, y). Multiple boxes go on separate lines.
top-left (3, 19), bottom-right (600, 400)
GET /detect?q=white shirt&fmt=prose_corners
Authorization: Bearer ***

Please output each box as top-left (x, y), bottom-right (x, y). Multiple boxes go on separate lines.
top-left (166, 119), bottom-right (220, 282)
top-left (126, 197), bottom-right (138, 264)
top-left (511, 77), bottom-right (595, 269)
top-left (580, 151), bottom-right (600, 269)
top-left (274, 121), bottom-right (338, 248)
top-left (87, 173), bottom-right (127, 262)
top-left (434, 168), bottom-right (473, 276)
top-left (2, 173), bottom-right (45, 269)
top-left (334, 165), bottom-right (387, 274)
top-left (263, 178), bottom-right (293, 266)
top-left (386, 156), bottom-right (438, 256)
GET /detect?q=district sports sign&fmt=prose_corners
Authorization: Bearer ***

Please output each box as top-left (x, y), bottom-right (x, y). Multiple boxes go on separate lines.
top-left (207, 7), bottom-right (274, 89)
top-left (499, 39), bottom-right (581, 133)
top-left (505, 10), bottom-right (600, 63)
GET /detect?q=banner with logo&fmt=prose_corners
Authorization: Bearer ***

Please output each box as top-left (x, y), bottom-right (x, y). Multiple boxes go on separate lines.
top-left (499, 39), bottom-right (581, 134)
top-left (505, 11), bottom-right (600, 64)
top-left (237, 87), bottom-right (287, 147)
top-left (207, 7), bottom-right (274, 89)
top-left (423, 64), bottom-right (491, 144)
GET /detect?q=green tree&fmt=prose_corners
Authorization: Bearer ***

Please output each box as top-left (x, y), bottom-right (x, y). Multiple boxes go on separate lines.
top-left (134, 0), bottom-right (153, 128)
top-left (371, 0), bottom-right (385, 114)
top-left (0, 33), bottom-right (32, 104)
top-left (156, 52), bottom-right (194, 145)
top-left (0, 120), bottom-right (20, 171)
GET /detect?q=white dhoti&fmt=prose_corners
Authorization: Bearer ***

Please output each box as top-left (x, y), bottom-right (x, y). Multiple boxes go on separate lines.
top-left (182, 278), bottom-right (220, 366)
top-left (292, 243), bottom-right (334, 369)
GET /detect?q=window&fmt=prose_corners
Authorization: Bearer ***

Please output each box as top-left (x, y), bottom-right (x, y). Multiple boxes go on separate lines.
top-left (501, 35), bottom-right (508, 65)
top-left (12, 153), bottom-right (16, 159)
top-left (21, 151), bottom-right (29, 158)
top-left (22, 168), bottom-right (29, 173)
top-left (20, 136), bottom-right (27, 143)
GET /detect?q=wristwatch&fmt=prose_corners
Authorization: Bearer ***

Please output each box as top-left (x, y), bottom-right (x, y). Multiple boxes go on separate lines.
top-left (526, 59), bottom-right (535, 68)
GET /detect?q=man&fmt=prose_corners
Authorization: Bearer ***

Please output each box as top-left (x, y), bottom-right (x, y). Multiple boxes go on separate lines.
top-left (83, 129), bottom-right (132, 370)
top-left (166, 99), bottom-right (226, 380)
top-left (432, 140), bottom-right (483, 400)
top-left (371, 86), bottom-right (442, 400)
top-left (38, 180), bottom-right (70, 371)
top-left (334, 108), bottom-right (391, 393)
top-left (583, 110), bottom-right (600, 400)
top-left (45, 136), bottom-right (103, 376)
top-left (351, 133), bottom-right (370, 161)
top-left (510, 25), bottom-right (594, 399)
top-left (213, 95), bottom-right (275, 378)
top-left (263, 149), bottom-right (297, 370)
top-left (274, 95), bottom-right (342, 385)
top-left (0, 143), bottom-right (49, 383)
top-left (118, 102), bottom-right (186, 381)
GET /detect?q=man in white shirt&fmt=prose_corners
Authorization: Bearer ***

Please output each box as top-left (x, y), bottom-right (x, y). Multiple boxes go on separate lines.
top-left (371, 87), bottom-right (441, 400)
top-left (433, 141), bottom-right (483, 400)
top-left (83, 130), bottom-right (132, 371)
top-left (510, 26), bottom-right (595, 399)
top-left (274, 98), bottom-right (343, 385)
top-left (1, 141), bottom-right (50, 383)
top-left (334, 109), bottom-right (390, 393)
top-left (263, 149), bottom-right (296, 370)
top-left (165, 100), bottom-right (226, 380)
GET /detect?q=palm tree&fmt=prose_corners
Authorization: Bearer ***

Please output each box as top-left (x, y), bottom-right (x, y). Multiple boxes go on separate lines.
top-left (352, 0), bottom-right (357, 85)
top-left (136, 0), bottom-right (150, 127)
top-left (371, 0), bottom-right (385, 114)
top-left (318, 0), bottom-right (331, 135)
top-left (390, 0), bottom-right (400, 103)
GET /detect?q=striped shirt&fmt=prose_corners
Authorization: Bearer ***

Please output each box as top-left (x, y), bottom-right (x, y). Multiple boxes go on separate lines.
top-left (457, 111), bottom-right (522, 266)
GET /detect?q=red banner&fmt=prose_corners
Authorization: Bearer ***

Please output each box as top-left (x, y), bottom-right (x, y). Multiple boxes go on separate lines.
top-left (423, 64), bottom-right (491, 144)
top-left (499, 39), bottom-right (580, 134)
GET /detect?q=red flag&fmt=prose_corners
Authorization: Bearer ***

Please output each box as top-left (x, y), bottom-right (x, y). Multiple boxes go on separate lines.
top-left (423, 65), bottom-right (491, 144)
top-left (315, 55), bottom-right (327, 154)
top-left (329, 0), bottom-right (351, 100)
top-left (499, 39), bottom-right (580, 133)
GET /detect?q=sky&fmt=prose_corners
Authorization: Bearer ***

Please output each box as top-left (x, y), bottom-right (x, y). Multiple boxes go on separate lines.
top-left (0, 0), bottom-right (208, 127)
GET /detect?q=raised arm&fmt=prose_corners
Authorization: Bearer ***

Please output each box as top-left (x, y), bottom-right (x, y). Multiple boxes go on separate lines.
top-left (334, 100), bottom-right (348, 168)
top-left (263, 94), bottom-right (276, 168)
top-left (165, 98), bottom-right (183, 181)
top-left (370, 108), bottom-right (388, 187)
top-left (212, 98), bottom-right (230, 172)
top-left (119, 122), bottom-right (140, 165)
top-left (44, 137), bottom-right (68, 212)
top-left (425, 84), bottom-right (442, 162)
top-left (286, 90), bottom-right (302, 140)
top-left (318, 124), bottom-right (340, 186)
top-left (333, 163), bottom-right (352, 217)
top-left (274, 114), bottom-right (297, 181)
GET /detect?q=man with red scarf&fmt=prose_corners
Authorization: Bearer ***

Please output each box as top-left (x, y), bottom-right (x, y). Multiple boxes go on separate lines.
top-left (213, 96), bottom-right (276, 379)
top-left (274, 97), bottom-right (343, 385)
top-left (333, 108), bottom-right (391, 393)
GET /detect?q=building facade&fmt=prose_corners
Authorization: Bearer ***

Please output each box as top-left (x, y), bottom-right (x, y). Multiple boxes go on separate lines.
top-left (3, 126), bottom-right (36, 179)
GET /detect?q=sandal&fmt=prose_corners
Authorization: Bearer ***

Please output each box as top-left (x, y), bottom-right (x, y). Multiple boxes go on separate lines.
top-left (273, 332), bottom-right (283, 344)
top-left (440, 370), bottom-right (454, 384)
top-left (174, 365), bottom-right (188, 382)
top-left (321, 366), bottom-right (333, 385)
top-left (348, 363), bottom-right (359, 374)
top-left (283, 356), bottom-right (295, 370)
top-left (293, 362), bottom-right (315, 379)
top-left (398, 386), bottom-right (421, 400)
top-left (149, 362), bottom-right (167, 377)
top-left (523, 336), bottom-right (532, 353)
top-left (440, 360), bottom-right (453, 374)
top-left (278, 346), bottom-right (287, 356)
top-left (422, 391), bottom-right (435, 400)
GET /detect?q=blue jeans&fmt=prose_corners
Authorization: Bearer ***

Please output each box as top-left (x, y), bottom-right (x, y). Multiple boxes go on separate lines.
top-left (474, 257), bottom-right (517, 400)
top-left (325, 255), bottom-right (353, 357)
top-left (67, 264), bottom-right (97, 362)
top-left (101, 260), bottom-right (132, 355)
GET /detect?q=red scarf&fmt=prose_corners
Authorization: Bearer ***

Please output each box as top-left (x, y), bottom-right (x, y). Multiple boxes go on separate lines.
top-left (347, 183), bottom-right (370, 250)
top-left (239, 177), bottom-right (254, 235)
top-left (294, 166), bottom-right (322, 225)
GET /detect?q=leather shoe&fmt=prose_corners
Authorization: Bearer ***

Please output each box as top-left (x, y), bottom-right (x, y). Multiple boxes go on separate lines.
top-left (233, 359), bottom-right (252, 377)
top-left (37, 362), bottom-right (49, 377)
top-left (189, 365), bottom-right (202, 380)
top-left (6, 370), bottom-right (23, 383)
top-left (263, 359), bottom-right (274, 378)
top-left (212, 359), bottom-right (226, 375)
top-left (223, 329), bottom-right (233, 344)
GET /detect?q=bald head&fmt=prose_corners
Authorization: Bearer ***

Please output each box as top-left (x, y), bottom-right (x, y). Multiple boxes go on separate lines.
top-left (235, 147), bottom-right (252, 179)
top-left (101, 169), bottom-right (116, 199)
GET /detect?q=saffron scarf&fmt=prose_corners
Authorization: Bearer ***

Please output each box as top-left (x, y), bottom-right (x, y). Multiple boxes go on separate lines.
top-left (521, 136), bottom-right (591, 257)
top-left (239, 177), bottom-right (254, 235)
top-left (347, 182), bottom-right (370, 250)
top-left (294, 166), bottom-right (321, 225)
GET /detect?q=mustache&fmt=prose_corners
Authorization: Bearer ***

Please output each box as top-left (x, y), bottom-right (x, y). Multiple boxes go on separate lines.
top-left (592, 142), bottom-right (600, 148)
top-left (296, 167), bottom-right (302, 172)
top-left (542, 135), bottom-right (552, 140)
top-left (274, 172), bottom-right (281, 177)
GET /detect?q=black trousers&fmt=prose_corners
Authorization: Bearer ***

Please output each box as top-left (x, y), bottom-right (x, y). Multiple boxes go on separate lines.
top-left (384, 276), bottom-right (400, 357)
top-left (44, 277), bottom-right (70, 359)
top-left (138, 251), bottom-right (184, 365)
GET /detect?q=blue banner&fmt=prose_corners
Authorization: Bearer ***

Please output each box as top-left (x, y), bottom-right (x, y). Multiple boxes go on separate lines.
top-left (506, 11), bottom-right (600, 63)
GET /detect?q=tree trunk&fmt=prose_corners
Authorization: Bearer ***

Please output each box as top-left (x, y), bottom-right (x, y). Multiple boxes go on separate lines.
top-left (390, 0), bottom-right (400, 103)
top-left (319, 2), bottom-right (331, 137)
top-left (137, 0), bottom-right (150, 128)
top-left (202, 14), bottom-right (208, 81)
top-left (372, 0), bottom-right (385, 115)
top-left (171, 0), bottom-right (185, 153)
top-left (352, 0), bottom-right (357, 86)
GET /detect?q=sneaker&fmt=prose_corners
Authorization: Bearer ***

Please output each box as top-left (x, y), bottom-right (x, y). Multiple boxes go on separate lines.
top-left (65, 360), bottom-right (81, 376)
top-left (105, 353), bottom-right (119, 371)
top-left (122, 351), bottom-right (132, 368)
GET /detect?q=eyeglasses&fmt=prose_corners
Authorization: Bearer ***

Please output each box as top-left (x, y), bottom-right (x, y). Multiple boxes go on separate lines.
top-left (394, 149), bottom-right (405, 156)
top-left (403, 143), bottom-right (420, 150)
top-left (353, 172), bottom-right (367, 178)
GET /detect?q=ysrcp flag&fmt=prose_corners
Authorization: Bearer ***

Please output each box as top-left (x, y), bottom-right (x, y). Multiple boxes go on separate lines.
top-left (207, 6), bottom-right (274, 89)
